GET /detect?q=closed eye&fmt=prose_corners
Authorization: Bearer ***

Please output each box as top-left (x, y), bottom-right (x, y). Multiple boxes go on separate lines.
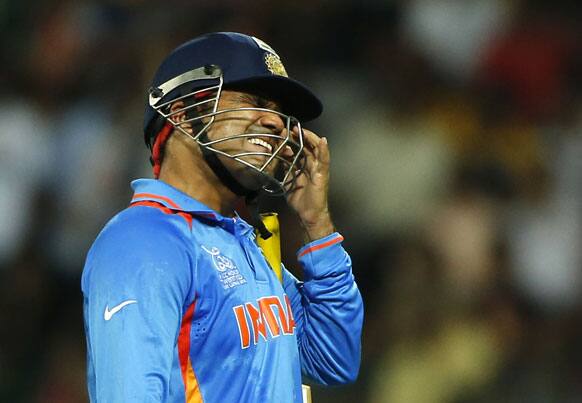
top-left (234, 93), bottom-right (280, 112)
top-left (233, 93), bottom-right (256, 105)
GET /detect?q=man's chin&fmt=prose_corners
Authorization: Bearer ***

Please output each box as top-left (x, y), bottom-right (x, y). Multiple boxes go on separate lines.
top-left (237, 165), bottom-right (273, 191)
top-left (218, 155), bottom-right (279, 193)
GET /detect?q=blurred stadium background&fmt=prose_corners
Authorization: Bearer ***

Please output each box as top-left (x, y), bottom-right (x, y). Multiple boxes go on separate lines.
top-left (1, 0), bottom-right (581, 402)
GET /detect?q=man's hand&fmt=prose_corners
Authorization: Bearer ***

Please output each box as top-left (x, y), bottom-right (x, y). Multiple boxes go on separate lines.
top-left (286, 128), bottom-right (335, 242)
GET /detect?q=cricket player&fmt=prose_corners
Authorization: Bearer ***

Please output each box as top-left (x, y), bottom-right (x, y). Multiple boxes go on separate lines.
top-left (82, 32), bottom-right (363, 402)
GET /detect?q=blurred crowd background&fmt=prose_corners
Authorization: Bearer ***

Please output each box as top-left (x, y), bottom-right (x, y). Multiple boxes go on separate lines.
top-left (1, 0), bottom-right (581, 402)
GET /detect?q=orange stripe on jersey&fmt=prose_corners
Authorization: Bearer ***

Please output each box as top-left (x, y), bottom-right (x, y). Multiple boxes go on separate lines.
top-left (178, 302), bottom-right (202, 401)
top-left (130, 200), bottom-right (173, 215)
top-left (132, 192), bottom-right (182, 209)
top-left (298, 235), bottom-right (344, 258)
top-left (178, 302), bottom-right (195, 383)
top-left (185, 357), bottom-right (203, 403)
top-left (130, 200), bottom-right (193, 229)
top-left (177, 211), bottom-right (193, 228)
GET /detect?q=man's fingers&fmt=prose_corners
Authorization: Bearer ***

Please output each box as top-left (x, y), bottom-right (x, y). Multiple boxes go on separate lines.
top-left (302, 129), bottom-right (320, 150)
top-left (318, 137), bottom-right (330, 167)
top-left (305, 131), bottom-right (330, 170)
top-left (295, 129), bottom-right (331, 182)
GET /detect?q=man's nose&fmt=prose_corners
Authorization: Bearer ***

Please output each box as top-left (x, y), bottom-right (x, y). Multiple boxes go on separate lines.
top-left (256, 111), bottom-right (285, 134)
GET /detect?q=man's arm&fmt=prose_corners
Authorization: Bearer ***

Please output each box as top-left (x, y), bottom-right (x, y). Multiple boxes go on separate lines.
top-left (282, 234), bottom-right (363, 385)
top-left (82, 210), bottom-right (193, 402)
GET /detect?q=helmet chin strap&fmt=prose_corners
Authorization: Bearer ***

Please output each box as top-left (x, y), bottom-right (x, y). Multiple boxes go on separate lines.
top-left (197, 132), bottom-right (272, 239)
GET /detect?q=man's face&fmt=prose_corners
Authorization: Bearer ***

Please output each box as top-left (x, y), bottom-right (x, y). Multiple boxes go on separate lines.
top-left (203, 89), bottom-right (296, 190)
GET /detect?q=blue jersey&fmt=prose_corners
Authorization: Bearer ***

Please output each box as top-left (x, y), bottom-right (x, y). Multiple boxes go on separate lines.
top-left (81, 179), bottom-right (363, 403)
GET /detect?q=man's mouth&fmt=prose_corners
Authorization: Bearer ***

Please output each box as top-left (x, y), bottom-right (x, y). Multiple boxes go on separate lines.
top-left (247, 138), bottom-right (273, 153)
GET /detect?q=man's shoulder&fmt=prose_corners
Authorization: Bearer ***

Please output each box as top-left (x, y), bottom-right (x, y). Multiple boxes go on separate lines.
top-left (82, 205), bottom-right (195, 295)
top-left (92, 204), bottom-right (193, 253)
top-left (84, 206), bottom-right (193, 270)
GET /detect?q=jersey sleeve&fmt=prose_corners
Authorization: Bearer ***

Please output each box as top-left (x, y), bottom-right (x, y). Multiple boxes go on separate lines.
top-left (81, 210), bottom-right (194, 402)
top-left (282, 232), bottom-right (363, 385)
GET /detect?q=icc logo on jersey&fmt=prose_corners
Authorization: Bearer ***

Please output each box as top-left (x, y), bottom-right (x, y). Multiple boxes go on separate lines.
top-left (201, 245), bottom-right (247, 289)
top-left (201, 246), bottom-right (236, 272)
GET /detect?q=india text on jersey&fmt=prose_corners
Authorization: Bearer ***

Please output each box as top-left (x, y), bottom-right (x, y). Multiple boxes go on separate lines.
top-left (233, 295), bottom-right (296, 349)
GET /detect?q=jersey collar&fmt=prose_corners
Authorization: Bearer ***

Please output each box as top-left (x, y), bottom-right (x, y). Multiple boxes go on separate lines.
top-left (130, 179), bottom-right (254, 236)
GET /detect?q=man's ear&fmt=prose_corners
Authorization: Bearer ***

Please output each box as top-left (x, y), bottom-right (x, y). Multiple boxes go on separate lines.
top-left (169, 101), bottom-right (193, 133)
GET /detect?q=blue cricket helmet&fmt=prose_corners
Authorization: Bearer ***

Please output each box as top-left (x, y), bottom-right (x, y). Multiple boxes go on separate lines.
top-left (143, 32), bottom-right (323, 145)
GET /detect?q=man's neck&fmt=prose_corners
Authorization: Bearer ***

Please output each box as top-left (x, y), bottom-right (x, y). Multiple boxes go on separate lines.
top-left (158, 139), bottom-right (240, 217)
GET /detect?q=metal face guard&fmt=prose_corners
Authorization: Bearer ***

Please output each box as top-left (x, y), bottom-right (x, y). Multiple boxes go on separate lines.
top-left (149, 66), bottom-right (306, 195)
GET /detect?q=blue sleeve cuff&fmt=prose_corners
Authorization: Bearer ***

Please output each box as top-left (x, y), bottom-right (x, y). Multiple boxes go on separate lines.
top-left (297, 232), bottom-right (346, 280)
top-left (297, 232), bottom-right (344, 257)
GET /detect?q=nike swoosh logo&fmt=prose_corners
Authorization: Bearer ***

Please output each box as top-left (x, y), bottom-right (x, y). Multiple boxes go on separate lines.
top-left (104, 300), bottom-right (137, 321)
